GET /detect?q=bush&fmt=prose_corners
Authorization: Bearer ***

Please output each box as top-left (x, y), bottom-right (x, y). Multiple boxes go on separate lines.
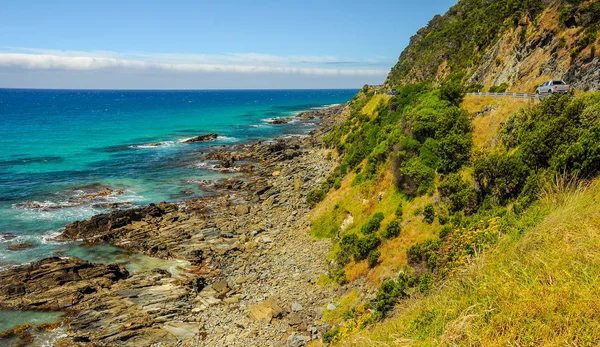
top-left (423, 204), bottom-right (435, 224)
top-left (323, 327), bottom-right (340, 343)
top-left (440, 82), bottom-right (465, 106)
top-left (418, 273), bottom-right (434, 294)
top-left (328, 267), bottom-right (347, 285)
top-left (489, 83), bottom-right (509, 93)
top-left (361, 212), bottom-right (385, 234)
top-left (382, 219), bottom-right (401, 239)
top-left (395, 201), bottom-right (404, 217)
top-left (306, 188), bottom-right (326, 208)
top-left (357, 234), bottom-right (381, 260)
top-left (473, 151), bottom-right (530, 204)
top-left (368, 250), bottom-right (381, 268)
top-left (439, 173), bottom-right (478, 214)
top-left (407, 239), bottom-right (440, 270)
top-left (398, 158), bottom-right (436, 196)
top-left (373, 272), bottom-right (412, 318)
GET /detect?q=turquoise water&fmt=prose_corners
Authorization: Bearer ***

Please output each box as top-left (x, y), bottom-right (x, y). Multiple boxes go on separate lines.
top-left (0, 89), bottom-right (357, 267)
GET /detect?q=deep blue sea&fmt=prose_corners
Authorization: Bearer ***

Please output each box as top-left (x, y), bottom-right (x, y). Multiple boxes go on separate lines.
top-left (0, 89), bottom-right (357, 269)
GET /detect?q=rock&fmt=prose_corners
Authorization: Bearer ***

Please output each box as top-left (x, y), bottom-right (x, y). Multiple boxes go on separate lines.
top-left (234, 204), bottom-right (250, 216)
top-left (291, 302), bottom-right (303, 312)
top-left (211, 279), bottom-right (230, 295)
top-left (59, 202), bottom-right (177, 241)
top-left (0, 257), bottom-right (129, 310)
top-left (7, 242), bottom-right (35, 251)
top-left (181, 133), bottom-right (219, 143)
top-left (248, 298), bottom-right (284, 323)
top-left (287, 312), bottom-right (303, 326)
top-left (327, 303), bottom-right (336, 311)
top-left (287, 334), bottom-right (310, 347)
top-left (267, 118), bottom-right (293, 124)
top-left (162, 322), bottom-right (199, 340)
top-left (224, 296), bottom-right (239, 304)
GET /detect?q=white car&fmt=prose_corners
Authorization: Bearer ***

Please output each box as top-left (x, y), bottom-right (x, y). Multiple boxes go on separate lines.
top-left (536, 80), bottom-right (570, 95)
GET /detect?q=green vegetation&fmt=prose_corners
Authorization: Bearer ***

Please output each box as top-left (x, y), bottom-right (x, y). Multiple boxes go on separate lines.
top-left (387, 0), bottom-right (545, 85)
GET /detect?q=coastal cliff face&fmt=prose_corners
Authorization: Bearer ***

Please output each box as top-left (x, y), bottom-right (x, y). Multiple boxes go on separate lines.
top-left (388, 0), bottom-right (600, 92)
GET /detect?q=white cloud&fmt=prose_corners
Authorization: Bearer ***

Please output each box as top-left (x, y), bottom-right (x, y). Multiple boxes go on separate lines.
top-left (0, 49), bottom-right (389, 77)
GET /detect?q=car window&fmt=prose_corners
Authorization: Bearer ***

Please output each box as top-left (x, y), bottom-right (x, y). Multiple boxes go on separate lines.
top-left (552, 80), bottom-right (564, 85)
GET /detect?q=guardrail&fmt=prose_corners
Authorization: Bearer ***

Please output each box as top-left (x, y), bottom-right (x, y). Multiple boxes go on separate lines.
top-left (466, 92), bottom-right (539, 99)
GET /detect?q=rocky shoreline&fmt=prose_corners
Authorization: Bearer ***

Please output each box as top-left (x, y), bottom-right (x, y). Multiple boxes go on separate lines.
top-left (0, 104), bottom-right (348, 346)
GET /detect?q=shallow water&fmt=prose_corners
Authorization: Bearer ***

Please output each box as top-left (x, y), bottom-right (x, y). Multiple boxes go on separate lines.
top-left (0, 309), bottom-right (64, 333)
top-left (0, 89), bottom-right (357, 266)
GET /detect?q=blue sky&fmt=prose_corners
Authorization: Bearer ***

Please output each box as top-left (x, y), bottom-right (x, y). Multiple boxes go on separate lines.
top-left (0, 0), bottom-right (456, 89)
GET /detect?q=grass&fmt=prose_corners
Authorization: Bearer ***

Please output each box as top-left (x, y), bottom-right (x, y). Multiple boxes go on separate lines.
top-left (361, 94), bottom-right (388, 120)
top-left (461, 95), bottom-right (535, 149)
top-left (339, 177), bottom-right (600, 346)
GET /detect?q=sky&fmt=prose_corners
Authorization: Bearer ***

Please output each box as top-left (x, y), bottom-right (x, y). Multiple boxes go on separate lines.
top-left (0, 0), bottom-right (457, 89)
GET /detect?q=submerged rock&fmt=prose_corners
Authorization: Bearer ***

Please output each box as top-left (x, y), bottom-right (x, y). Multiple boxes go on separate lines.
top-left (7, 242), bottom-right (35, 251)
top-left (181, 133), bottom-right (218, 143)
top-left (268, 118), bottom-right (293, 124)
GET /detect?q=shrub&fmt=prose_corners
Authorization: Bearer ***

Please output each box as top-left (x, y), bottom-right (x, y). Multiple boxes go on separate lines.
top-left (357, 234), bottom-right (381, 260)
top-left (373, 272), bottom-right (412, 319)
top-left (328, 267), bottom-right (347, 285)
top-left (440, 82), bottom-right (465, 106)
top-left (423, 204), bottom-right (435, 224)
top-left (306, 188), bottom-right (326, 208)
top-left (323, 327), bottom-right (340, 343)
top-left (382, 219), bottom-right (401, 239)
top-left (361, 212), bottom-right (385, 234)
top-left (473, 151), bottom-right (530, 204)
top-left (395, 201), bottom-right (404, 217)
top-left (368, 250), bottom-right (381, 268)
top-left (407, 238), bottom-right (440, 270)
top-left (439, 173), bottom-right (478, 214)
top-left (489, 83), bottom-right (509, 93)
top-left (418, 273), bottom-right (434, 294)
top-left (398, 158), bottom-right (436, 196)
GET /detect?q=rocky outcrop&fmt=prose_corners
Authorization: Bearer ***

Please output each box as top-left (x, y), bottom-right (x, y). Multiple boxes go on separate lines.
top-left (181, 133), bottom-right (219, 143)
top-left (0, 257), bottom-right (129, 310)
top-left (0, 104), bottom-right (349, 346)
top-left (59, 202), bottom-right (177, 241)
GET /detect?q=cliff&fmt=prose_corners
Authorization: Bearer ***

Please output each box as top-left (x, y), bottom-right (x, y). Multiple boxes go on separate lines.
top-left (388, 0), bottom-right (600, 92)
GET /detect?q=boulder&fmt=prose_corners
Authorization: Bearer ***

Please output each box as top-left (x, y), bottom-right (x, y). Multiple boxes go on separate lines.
top-left (248, 298), bottom-right (284, 323)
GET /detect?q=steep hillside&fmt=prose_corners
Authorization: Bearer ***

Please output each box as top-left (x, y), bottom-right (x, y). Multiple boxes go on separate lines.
top-left (388, 0), bottom-right (600, 92)
top-left (305, 1), bottom-right (600, 345)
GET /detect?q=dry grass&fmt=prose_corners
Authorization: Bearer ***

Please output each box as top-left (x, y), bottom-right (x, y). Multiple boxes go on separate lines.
top-left (362, 94), bottom-right (388, 119)
top-left (462, 95), bottom-right (535, 149)
top-left (339, 177), bottom-right (600, 346)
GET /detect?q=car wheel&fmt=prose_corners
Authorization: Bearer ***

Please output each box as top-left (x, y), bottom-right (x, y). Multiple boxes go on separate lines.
top-left (548, 89), bottom-right (553, 94)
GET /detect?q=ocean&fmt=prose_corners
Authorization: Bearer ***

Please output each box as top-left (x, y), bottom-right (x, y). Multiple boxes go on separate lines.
top-left (0, 89), bottom-right (357, 270)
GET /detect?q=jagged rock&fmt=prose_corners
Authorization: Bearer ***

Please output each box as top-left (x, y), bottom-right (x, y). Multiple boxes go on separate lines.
top-left (59, 202), bottom-right (177, 241)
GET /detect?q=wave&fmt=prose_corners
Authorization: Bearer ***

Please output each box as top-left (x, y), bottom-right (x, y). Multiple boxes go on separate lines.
top-left (131, 141), bottom-right (177, 149)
